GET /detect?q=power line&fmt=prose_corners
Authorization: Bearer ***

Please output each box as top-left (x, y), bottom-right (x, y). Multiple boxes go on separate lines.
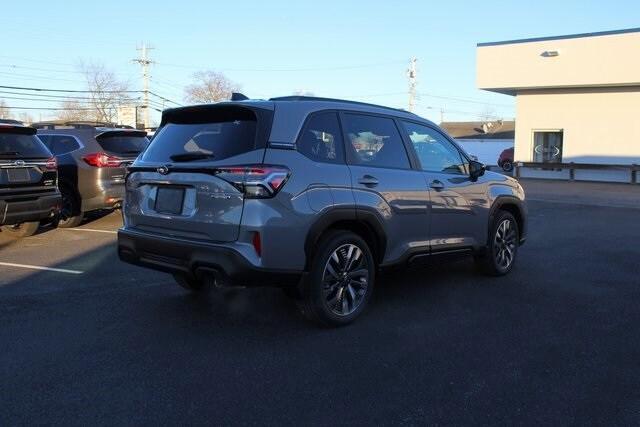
top-left (418, 92), bottom-right (514, 108)
top-left (0, 63), bottom-right (85, 74)
top-left (155, 59), bottom-right (406, 72)
top-left (0, 84), bottom-right (141, 94)
top-left (0, 94), bottom-right (142, 103)
top-left (0, 90), bottom-right (107, 100)
top-left (0, 71), bottom-right (82, 83)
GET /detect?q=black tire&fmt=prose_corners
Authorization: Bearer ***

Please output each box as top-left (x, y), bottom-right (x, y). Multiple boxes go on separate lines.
top-left (173, 273), bottom-right (212, 293)
top-left (57, 184), bottom-right (83, 228)
top-left (1, 221), bottom-right (40, 238)
top-left (475, 211), bottom-right (519, 276)
top-left (297, 230), bottom-right (375, 327)
top-left (502, 161), bottom-right (513, 172)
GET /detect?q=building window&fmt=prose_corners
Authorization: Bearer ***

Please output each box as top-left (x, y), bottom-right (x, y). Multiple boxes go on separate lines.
top-left (532, 131), bottom-right (563, 163)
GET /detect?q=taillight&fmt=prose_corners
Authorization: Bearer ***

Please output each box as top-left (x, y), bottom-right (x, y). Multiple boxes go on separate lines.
top-left (215, 165), bottom-right (290, 198)
top-left (45, 157), bottom-right (57, 171)
top-left (82, 152), bottom-right (122, 168)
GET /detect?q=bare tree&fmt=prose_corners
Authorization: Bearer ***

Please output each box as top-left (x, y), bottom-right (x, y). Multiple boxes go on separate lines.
top-left (57, 100), bottom-right (95, 122)
top-left (0, 99), bottom-right (10, 119)
top-left (55, 62), bottom-right (131, 123)
top-left (184, 71), bottom-right (239, 104)
top-left (18, 112), bottom-right (34, 125)
top-left (80, 61), bottom-right (132, 123)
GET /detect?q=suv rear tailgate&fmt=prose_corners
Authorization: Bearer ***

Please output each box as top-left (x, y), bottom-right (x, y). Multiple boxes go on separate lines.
top-left (124, 104), bottom-right (273, 243)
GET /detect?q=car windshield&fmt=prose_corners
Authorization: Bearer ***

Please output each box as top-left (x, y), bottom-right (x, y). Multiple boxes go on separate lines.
top-left (0, 133), bottom-right (52, 159)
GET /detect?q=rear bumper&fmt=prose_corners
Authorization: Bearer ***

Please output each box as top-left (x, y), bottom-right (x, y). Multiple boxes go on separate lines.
top-left (117, 228), bottom-right (301, 287)
top-left (0, 192), bottom-right (61, 225)
top-left (81, 181), bottom-right (124, 212)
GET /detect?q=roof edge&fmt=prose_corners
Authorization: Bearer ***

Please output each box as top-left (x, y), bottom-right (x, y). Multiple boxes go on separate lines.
top-left (477, 27), bottom-right (640, 47)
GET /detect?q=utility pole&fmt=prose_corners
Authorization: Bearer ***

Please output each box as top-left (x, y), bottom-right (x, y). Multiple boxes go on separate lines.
top-left (407, 57), bottom-right (418, 112)
top-left (440, 108), bottom-right (444, 123)
top-left (132, 42), bottom-right (154, 130)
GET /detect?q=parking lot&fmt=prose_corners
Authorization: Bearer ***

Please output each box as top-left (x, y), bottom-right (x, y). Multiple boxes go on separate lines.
top-left (1, 180), bottom-right (640, 425)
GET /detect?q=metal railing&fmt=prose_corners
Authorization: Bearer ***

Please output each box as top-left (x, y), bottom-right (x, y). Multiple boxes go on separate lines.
top-left (514, 162), bottom-right (639, 184)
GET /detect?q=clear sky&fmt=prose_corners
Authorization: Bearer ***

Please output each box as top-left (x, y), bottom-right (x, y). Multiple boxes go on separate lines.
top-left (1, 0), bottom-right (639, 125)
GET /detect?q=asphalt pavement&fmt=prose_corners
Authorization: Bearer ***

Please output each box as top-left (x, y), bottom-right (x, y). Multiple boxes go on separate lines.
top-left (1, 186), bottom-right (640, 425)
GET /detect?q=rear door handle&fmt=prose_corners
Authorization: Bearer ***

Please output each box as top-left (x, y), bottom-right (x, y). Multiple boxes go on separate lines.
top-left (358, 175), bottom-right (379, 187)
top-left (429, 180), bottom-right (445, 191)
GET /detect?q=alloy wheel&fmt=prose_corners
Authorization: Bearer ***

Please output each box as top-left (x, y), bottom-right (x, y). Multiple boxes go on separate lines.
top-left (322, 243), bottom-right (369, 316)
top-left (494, 219), bottom-right (517, 270)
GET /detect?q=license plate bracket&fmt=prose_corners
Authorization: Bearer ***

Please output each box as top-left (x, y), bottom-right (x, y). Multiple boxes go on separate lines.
top-left (155, 186), bottom-right (185, 215)
top-left (7, 168), bottom-right (30, 183)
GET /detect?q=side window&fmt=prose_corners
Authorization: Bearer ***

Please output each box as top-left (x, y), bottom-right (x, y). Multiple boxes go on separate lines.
top-left (297, 112), bottom-right (344, 164)
top-left (402, 122), bottom-right (468, 175)
top-left (342, 113), bottom-right (410, 169)
top-left (50, 135), bottom-right (81, 156)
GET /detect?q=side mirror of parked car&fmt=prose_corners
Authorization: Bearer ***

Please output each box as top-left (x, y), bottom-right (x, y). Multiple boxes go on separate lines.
top-left (469, 160), bottom-right (486, 181)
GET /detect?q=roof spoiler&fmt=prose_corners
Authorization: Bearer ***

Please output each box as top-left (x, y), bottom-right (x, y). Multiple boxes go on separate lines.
top-left (231, 92), bottom-right (249, 101)
top-left (0, 123), bottom-right (37, 135)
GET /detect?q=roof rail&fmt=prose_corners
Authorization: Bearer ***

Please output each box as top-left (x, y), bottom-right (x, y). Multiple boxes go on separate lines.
top-left (31, 120), bottom-right (117, 130)
top-left (268, 96), bottom-right (413, 115)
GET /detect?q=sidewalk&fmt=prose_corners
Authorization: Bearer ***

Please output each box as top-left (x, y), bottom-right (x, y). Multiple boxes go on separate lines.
top-left (519, 178), bottom-right (640, 209)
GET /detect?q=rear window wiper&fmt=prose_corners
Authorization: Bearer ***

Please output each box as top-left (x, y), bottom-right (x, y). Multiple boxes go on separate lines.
top-left (169, 152), bottom-right (215, 162)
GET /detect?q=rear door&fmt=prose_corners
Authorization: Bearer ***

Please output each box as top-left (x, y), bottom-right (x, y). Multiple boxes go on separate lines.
top-left (340, 112), bottom-right (429, 263)
top-left (0, 126), bottom-right (56, 197)
top-left (125, 105), bottom-right (272, 243)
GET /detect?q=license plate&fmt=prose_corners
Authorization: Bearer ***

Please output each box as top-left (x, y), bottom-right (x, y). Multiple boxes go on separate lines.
top-left (7, 168), bottom-right (30, 182)
top-left (155, 187), bottom-right (185, 215)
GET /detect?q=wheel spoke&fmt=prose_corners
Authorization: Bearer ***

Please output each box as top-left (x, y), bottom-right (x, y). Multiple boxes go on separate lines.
top-left (347, 268), bottom-right (368, 279)
top-left (325, 262), bottom-right (340, 280)
top-left (341, 291), bottom-right (349, 314)
top-left (347, 285), bottom-right (356, 304)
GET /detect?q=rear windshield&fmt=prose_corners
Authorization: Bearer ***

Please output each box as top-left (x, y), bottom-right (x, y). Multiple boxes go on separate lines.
top-left (141, 107), bottom-right (263, 163)
top-left (0, 133), bottom-right (52, 159)
top-left (96, 136), bottom-right (149, 155)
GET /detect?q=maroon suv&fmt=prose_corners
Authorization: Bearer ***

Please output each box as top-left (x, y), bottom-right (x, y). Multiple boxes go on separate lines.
top-left (498, 147), bottom-right (514, 172)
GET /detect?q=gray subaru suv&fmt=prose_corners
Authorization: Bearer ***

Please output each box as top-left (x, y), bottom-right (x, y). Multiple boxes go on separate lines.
top-left (118, 96), bottom-right (527, 326)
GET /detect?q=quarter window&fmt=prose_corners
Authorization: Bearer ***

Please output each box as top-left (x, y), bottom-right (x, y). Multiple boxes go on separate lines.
top-left (402, 122), bottom-right (467, 175)
top-left (342, 113), bottom-right (410, 169)
top-left (297, 112), bottom-right (343, 163)
top-left (49, 135), bottom-right (81, 155)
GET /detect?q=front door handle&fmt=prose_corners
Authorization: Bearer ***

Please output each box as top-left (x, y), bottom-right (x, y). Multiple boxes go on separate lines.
top-left (429, 179), bottom-right (445, 191)
top-left (358, 175), bottom-right (379, 187)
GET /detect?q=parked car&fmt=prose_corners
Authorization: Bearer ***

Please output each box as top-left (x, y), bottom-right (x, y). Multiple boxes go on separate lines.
top-left (34, 122), bottom-right (148, 227)
top-left (118, 95), bottom-right (527, 326)
top-left (498, 147), bottom-right (514, 172)
top-left (0, 123), bottom-right (61, 238)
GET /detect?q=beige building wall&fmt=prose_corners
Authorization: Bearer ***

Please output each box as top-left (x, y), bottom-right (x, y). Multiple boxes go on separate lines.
top-left (515, 87), bottom-right (640, 164)
top-left (477, 32), bottom-right (640, 93)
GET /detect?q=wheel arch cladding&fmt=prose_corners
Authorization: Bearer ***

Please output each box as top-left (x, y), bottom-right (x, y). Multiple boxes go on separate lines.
top-left (490, 197), bottom-right (525, 243)
top-left (304, 208), bottom-right (387, 269)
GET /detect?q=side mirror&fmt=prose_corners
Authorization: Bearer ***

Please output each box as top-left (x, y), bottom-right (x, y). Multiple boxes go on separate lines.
top-left (469, 160), bottom-right (486, 181)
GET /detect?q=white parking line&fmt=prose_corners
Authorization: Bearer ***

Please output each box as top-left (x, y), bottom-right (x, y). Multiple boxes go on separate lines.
top-left (64, 228), bottom-right (117, 234)
top-left (0, 261), bottom-right (83, 275)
